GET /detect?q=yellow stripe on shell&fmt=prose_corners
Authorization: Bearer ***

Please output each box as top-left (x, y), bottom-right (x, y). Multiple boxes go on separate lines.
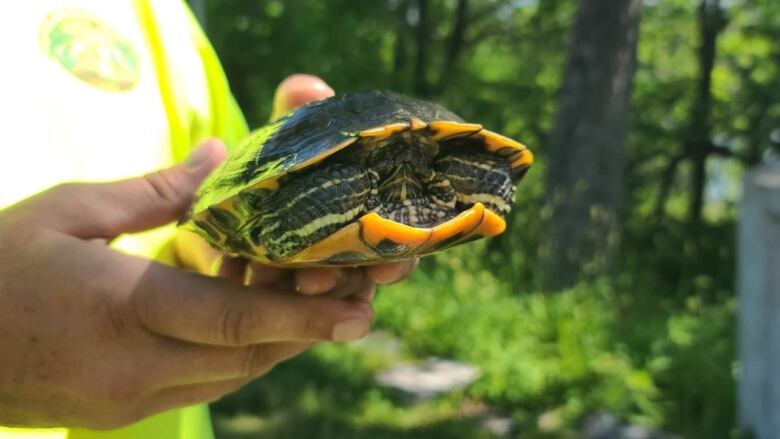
top-left (427, 121), bottom-right (483, 140)
top-left (358, 122), bottom-right (410, 139)
top-left (476, 129), bottom-right (534, 169)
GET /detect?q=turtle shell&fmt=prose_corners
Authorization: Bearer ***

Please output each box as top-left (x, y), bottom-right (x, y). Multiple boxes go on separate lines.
top-left (183, 90), bottom-right (533, 266)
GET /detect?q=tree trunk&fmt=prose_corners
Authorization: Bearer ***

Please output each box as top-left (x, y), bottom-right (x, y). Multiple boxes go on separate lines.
top-left (544, 0), bottom-right (642, 290)
top-left (392, 0), bottom-right (410, 91)
top-left (434, 0), bottom-right (468, 94)
top-left (413, 0), bottom-right (431, 97)
top-left (687, 0), bottom-right (723, 224)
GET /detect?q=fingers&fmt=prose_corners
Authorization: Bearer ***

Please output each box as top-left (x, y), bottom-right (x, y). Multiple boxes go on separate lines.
top-left (132, 262), bottom-right (373, 345)
top-left (213, 255), bottom-right (248, 282)
top-left (294, 267), bottom-right (343, 295)
top-left (271, 74), bottom-right (335, 121)
top-left (246, 263), bottom-right (292, 291)
top-left (285, 267), bottom-right (374, 298)
top-left (354, 281), bottom-right (377, 302)
top-left (248, 261), bottom-right (414, 298)
top-left (366, 258), bottom-right (419, 285)
top-left (43, 139), bottom-right (227, 239)
top-left (247, 264), bottom-right (368, 298)
top-left (309, 268), bottom-right (372, 299)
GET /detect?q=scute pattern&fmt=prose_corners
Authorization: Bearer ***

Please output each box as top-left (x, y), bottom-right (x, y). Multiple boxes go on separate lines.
top-left (188, 91), bottom-right (461, 217)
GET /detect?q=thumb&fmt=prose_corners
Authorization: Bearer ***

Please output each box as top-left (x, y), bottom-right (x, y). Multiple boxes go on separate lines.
top-left (270, 74), bottom-right (335, 121)
top-left (48, 139), bottom-right (227, 239)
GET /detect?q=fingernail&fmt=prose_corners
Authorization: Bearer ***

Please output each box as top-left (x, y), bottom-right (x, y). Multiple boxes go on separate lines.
top-left (185, 144), bottom-right (210, 169)
top-left (332, 318), bottom-right (369, 342)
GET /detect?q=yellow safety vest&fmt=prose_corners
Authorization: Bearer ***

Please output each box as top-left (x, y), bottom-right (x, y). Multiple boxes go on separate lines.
top-left (0, 0), bottom-right (248, 437)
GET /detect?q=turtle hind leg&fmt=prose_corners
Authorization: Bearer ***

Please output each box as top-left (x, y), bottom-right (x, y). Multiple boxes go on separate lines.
top-left (251, 162), bottom-right (373, 260)
top-left (435, 150), bottom-right (516, 217)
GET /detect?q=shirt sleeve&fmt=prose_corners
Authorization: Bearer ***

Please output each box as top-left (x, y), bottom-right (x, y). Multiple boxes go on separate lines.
top-left (115, 0), bottom-right (249, 265)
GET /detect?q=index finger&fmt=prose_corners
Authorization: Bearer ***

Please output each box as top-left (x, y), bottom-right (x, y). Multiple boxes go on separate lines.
top-left (129, 259), bottom-right (372, 345)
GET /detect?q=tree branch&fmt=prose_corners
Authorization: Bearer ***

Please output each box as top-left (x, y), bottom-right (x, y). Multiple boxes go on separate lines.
top-left (686, 0), bottom-right (725, 224)
top-left (654, 151), bottom-right (688, 221)
top-left (414, 0), bottom-right (432, 96)
top-left (434, 0), bottom-right (469, 94)
top-left (393, 0), bottom-right (410, 90)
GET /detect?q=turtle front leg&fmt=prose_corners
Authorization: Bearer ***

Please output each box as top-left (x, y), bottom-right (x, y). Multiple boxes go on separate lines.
top-left (435, 150), bottom-right (516, 217)
top-left (249, 162), bottom-right (373, 259)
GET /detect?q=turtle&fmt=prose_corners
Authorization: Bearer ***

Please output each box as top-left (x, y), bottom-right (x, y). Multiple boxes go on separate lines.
top-left (181, 90), bottom-right (533, 267)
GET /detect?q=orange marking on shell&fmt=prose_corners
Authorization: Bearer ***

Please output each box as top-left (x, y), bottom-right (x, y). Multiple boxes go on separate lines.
top-left (511, 150), bottom-right (534, 170)
top-left (420, 203), bottom-right (506, 253)
top-left (420, 205), bottom-right (507, 256)
top-left (284, 222), bottom-right (372, 265)
top-left (428, 121), bottom-right (483, 140)
top-left (477, 129), bottom-right (534, 169)
top-left (253, 205), bottom-right (509, 267)
top-left (358, 122), bottom-right (410, 139)
top-left (427, 203), bottom-right (485, 245)
top-left (360, 213), bottom-right (432, 246)
top-left (471, 206), bottom-right (507, 238)
top-left (479, 129), bottom-right (528, 151)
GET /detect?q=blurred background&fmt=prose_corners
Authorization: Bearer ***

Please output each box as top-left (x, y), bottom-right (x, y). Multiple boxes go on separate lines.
top-left (188, 0), bottom-right (780, 437)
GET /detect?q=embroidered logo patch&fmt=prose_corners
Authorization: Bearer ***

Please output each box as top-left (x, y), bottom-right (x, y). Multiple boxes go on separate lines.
top-left (39, 9), bottom-right (140, 92)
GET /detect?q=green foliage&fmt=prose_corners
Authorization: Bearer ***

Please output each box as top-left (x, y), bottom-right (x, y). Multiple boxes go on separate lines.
top-left (213, 260), bottom-right (735, 438)
top-left (373, 260), bottom-right (735, 436)
top-left (376, 272), bottom-right (659, 427)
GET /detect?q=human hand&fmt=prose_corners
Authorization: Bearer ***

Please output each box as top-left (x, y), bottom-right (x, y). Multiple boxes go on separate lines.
top-left (0, 140), bottom-right (372, 429)
top-left (173, 74), bottom-right (419, 296)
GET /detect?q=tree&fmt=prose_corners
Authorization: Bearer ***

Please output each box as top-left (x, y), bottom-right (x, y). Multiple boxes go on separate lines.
top-left (653, 0), bottom-right (727, 225)
top-left (544, 0), bottom-right (642, 290)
